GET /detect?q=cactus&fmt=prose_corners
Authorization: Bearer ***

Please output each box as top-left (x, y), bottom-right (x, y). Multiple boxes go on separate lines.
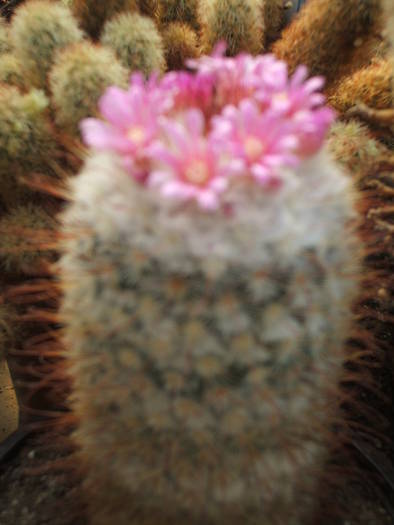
top-left (101, 12), bottom-right (165, 76)
top-left (0, 85), bottom-right (57, 207)
top-left (263, 0), bottom-right (285, 46)
top-left (273, 0), bottom-right (382, 87)
top-left (327, 120), bottom-right (389, 178)
top-left (71, 0), bottom-right (139, 39)
top-left (49, 42), bottom-right (128, 136)
top-left (159, 0), bottom-right (200, 32)
top-left (137, 0), bottom-right (161, 21)
top-left (59, 53), bottom-right (360, 525)
top-left (161, 22), bottom-right (199, 70)
top-left (329, 58), bottom-right (393, 114)
top-left (0, 17), bottom-right (11, 55)
top-left (199, 0), bottom-right (264, 56)
top-left (0, 53), bottom-right (28, 90)
top-left (10, 0), bottom-right (84, 88)
top-left (0, 204), bottom-right (55, 274)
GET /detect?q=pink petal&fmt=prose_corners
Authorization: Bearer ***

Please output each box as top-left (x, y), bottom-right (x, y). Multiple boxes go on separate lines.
top-left (98, 87), bottom-right (134, 128)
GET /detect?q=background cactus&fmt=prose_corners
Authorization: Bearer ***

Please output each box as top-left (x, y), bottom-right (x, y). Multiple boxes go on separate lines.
top-left (199, 0), bottom-right (264, 56)
top-left (159, 0), bottom-right (200, 32)
top-left (273, 0), bottom-right (382, 88)
top-left (0, 17), bottom-right (11, 54)
top-left (161, 22), bottom-right (199, 70)
top-left (329, 58), bottom-right (393, 114)
top-left (10, 0), bottom-right (84, 88)
top-left (71, 0), bottom-right (139, 39)
top-left (0, 85), bottom-right (57, 209)
top-left (49, 42), bottom-right (128, 135)
top-left (100, 12), bottom-right (165, 76)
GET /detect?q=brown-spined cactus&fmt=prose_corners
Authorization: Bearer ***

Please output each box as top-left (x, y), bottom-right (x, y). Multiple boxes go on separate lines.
top-left (0, 203), bottom-right (55, 274)
top-left (71, 0), bottom-right (139, 40)
top-left (262, 0), bottom-right (285, 47)
top-left (161, 22), bottom-right (199, 70)
top-left (10, 0), bottom-right (84, 88)
top-left (273, 0), bottom-right (382, 87)
top-left (329, 58), bottom-right (393, 114)
top-left (159, 0), bottom-right (200, 32)
top-left (100, 12), bottom-right (165, 76)
top-left (59, 53), bottom-right (360, 525)
top-left (199, 0), bottom-right (264, 56)
top-left (49, 42), bottom-right (128, 136)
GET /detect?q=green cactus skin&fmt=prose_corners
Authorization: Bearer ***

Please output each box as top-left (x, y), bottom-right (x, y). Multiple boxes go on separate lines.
top-left (162, 22), bottom-right (200, 71)
top-left (159, 0), bottom-right (200, 32)
top-left (71, 0), bottom-right (139, 40)
top-left (101, 12), bottom-right (165, 76)
top-left (59, 149), bottom-right (360, 525)
top-left (10, 0), bottom-right (84, 89)
top-left (49, 42), bottom-right (128, 136)
top-left (199, 0), bottom-right (264, 56)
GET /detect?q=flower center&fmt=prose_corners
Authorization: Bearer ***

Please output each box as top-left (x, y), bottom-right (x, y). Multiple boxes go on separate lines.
top-left (184, 160), bottom-right (210, 186)
top-left (127, 126), bottom-right (146, 145)
top-left (244, 136), bottom-right (264, 161)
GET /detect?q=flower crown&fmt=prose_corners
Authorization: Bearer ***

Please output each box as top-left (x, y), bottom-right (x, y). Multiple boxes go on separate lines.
top-left (81, 44), bottom-right (335, 211)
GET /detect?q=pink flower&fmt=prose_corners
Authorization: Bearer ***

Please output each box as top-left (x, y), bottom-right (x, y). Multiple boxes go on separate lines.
top-left (79, 48), bottom-right (335, 211)
top-left (211, 100), bottom-right (299, 186)
top-left (80, 73), bottom-right (173, 179)
top-left (148, 109), bottom-right (231, 210)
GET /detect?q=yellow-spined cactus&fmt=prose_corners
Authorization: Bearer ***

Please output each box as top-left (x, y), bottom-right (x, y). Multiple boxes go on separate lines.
top-left (101, 12), bottom-right (165, 75)
top-left (0, 17), bottom-right (11, 55)
top-left (0, 54), bottom-right (28, 90)
top-left (10, 0), bottom-right (84, 88)
top-left (0, 86), bottom-right (56, 206)
top-left (49, 42), bottom-right (128, 136)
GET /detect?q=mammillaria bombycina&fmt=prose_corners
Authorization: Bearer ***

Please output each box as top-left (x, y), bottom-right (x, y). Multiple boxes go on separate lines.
top-left (60, 49), bottom-right (360, 525)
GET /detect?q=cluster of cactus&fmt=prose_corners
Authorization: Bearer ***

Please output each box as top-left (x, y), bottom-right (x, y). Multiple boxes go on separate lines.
top-left (1, 0), bottom-right (393, 524)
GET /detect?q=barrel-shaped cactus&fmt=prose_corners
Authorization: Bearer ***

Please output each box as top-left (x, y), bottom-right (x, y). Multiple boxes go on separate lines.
top-left (10, 0), bottom-right (84, 88)
top-left (199, 0), bottom-right (264, 56)
top-left (100, 12), bottom-right (165, 76)
top-left (329, 58), bottom-right (393, 114)
top-left (59, 52), bottom-right (360, 525)
top-left (273, 0), bottom-right (382, 86)
top-left (49, 42), bottom-right (128, 136)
